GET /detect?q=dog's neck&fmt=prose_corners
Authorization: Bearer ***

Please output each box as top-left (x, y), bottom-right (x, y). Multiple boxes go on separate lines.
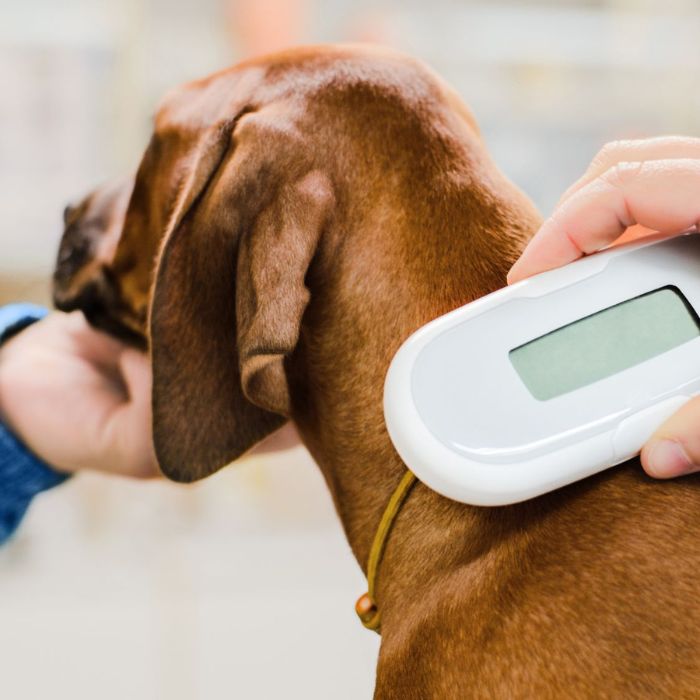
top-left (289, 188), bottom-right (541, 595)
top-left (289, 190), bottom-right (700, 693)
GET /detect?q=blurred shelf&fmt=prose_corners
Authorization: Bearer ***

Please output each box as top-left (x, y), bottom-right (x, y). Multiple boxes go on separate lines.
top-left (396, 5), bottom-right (699, 70)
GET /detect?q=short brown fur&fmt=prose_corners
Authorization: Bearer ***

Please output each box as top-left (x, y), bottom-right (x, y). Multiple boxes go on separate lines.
top-left (55, 45), bottom-right (700, 698)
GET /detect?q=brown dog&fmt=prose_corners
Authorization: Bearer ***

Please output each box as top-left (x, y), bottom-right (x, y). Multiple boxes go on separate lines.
top-left (54, 45), bottom-right (700, 698)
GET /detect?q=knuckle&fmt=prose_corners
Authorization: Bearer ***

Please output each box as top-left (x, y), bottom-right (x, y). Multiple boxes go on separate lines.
top-left (600, 160), bottom-right (645, 189)
top-left (591, 139), bottom-right (642, 172)
top-left (591, 140), bottom-right (624, 168)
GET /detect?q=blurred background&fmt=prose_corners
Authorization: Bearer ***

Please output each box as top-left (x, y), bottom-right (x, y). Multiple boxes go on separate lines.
top-left (0, 0), bottom-right (698, 698)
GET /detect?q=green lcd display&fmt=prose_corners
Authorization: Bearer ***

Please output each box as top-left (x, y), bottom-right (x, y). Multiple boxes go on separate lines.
top-left (509, 286), bottom-right (700, 401)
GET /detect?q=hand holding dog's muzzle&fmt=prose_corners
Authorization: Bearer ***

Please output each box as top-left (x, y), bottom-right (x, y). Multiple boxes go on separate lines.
top-left (0, 311), bottom-right (158, 478)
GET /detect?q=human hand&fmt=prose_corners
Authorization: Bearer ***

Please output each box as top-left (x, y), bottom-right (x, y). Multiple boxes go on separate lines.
top-left (0, 311), bottom-right (159, 478)
top-left (250, 421), bottom-right (301, 455)
top-left (507, 136), bottom-right (700, 479)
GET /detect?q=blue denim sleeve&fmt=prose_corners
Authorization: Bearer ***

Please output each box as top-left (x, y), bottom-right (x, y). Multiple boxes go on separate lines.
top-left (0, 304), bottom-right (71, 545)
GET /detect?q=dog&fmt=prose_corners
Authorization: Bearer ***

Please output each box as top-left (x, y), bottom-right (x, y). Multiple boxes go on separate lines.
top-left (54, 45), bottom-right (700, 698)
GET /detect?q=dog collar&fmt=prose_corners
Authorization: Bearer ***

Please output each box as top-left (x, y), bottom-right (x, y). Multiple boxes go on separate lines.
top-left (355, 469), bottom-right (418, 633)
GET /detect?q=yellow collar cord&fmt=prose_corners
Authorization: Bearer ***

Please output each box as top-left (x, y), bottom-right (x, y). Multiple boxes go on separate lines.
top-left (355, 470), bottom-right (418, 633)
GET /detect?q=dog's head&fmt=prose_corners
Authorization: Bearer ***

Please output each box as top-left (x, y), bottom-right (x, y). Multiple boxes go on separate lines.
top-left (54, 53), bottom-right (345, 483)
top-left (53, 46), bottom-right (539, 487)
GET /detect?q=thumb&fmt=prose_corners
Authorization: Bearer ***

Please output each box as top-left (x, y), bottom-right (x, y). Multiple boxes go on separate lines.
top-left (641, 397), bottom-right (700, 478)
top-left (100, 348), bottom-right (158, 479)
top-left (118, 348), bottom-right (152, 406)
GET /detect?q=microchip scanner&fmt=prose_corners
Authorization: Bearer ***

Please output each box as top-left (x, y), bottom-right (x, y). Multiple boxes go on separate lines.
top-left (384, 232), bottom-right (700, 506)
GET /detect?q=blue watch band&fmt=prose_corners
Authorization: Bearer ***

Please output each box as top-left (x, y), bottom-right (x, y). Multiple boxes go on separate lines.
top-left (0, 304), bottom-right (71, 545)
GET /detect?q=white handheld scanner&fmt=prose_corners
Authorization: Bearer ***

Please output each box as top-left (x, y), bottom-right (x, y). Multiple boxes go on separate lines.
top-left (384, 232), bottom-right (700, 506)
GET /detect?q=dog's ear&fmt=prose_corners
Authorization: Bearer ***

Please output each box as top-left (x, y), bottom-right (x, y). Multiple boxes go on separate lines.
top-left (149, 118), bottom-right (333, 482)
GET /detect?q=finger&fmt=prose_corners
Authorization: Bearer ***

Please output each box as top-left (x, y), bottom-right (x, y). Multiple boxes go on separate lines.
top-left (507, 158), bottom-right (700, 283)
top-left (92, 349), bottom-right (158, 478)
top-left (2, 311), bottom-right (125, 370)
top-left (250, 422), bottom-right (300, 455)
top-left (118, 348), bottom-right (152, 404)
top-left (64, 312), bottom-right (128, 369)
top-left (609, 223), bottom-right (659, 246)
top-left (641, 397), bottom-right (700, 478)
top-left (558, 136), bottom-right (700, 205)
top-left (114, 349), bottom-right (158, 477)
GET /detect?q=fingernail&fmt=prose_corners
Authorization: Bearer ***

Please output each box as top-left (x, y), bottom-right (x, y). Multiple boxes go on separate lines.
top-left (646, 439), bottom-right (694, 478)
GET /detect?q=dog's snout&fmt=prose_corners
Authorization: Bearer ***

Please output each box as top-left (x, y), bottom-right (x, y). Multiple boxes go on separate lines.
top-left (56, 234), bottom-right (90, 270)
top-left (52, 179), bottom-right (146, 347)
top-left (53, 272), bottom-right (111, 323)
top-left (53, 225), bottom-right (96, 304)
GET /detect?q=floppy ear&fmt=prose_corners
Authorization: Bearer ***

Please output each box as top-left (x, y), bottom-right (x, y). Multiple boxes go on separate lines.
top-left (149, 120), bottom-right (334, 482)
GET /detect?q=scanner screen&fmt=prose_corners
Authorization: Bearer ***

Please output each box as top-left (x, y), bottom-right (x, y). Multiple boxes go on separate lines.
top-left (509, 286), bottom-right (700, 401)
